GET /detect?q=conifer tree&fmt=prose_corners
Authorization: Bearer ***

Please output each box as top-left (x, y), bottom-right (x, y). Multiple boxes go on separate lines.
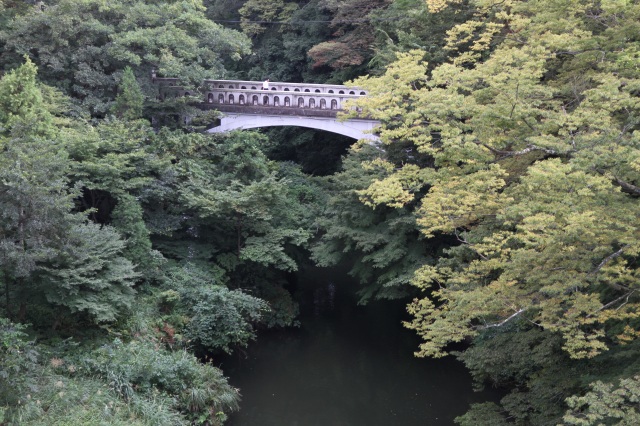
top-left (0, 59), bottom-right (136, 323)
top-left (112, 67), bottom-right (144, 120)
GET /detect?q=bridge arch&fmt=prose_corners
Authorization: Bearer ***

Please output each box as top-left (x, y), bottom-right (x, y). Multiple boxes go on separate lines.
top-left (207, 113), bottom-right (379, 141)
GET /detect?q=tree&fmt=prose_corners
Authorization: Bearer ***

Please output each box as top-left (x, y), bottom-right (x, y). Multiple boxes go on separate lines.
top-left (112, 67), bottom-right (144, 120)
top-left (0, 58), bottom-right (74, 319)
top-left (307, 0), bottom-right (390, 70)
top-left (0, 0), bottom-right (251, 116)
top-left (349, 0), bottom-right (640, 360)
top-left (175, 132), bottom-right (317, 274)
top-left (0, 59), bottom-right (136, 324)
top-left (312, 144), bottom-right (432, 303)
top-left (41, 222), bottom-right (137, 324)
top-left (164, 261), bottom-right (269, 353)
top-left (64, 118), bottom-right (167, 279)
top-left (338, 0), bottom-right (640, 421)
top-left (563, 375), bottom-right (640, 426)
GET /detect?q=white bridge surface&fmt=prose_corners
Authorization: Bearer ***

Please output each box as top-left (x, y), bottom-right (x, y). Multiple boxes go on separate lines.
top-left (207, 113), bottom-right (380, 141)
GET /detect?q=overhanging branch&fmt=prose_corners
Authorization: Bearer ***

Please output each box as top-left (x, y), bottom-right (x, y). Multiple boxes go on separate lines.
top-left (588, 290), bottom-right (636, 318)
top-left (477, 308), bottom-right (526, 330)
top-left (478, 142), bottom-right (560, 159)
top-left (594, 168), bottom-right (640, 196)
top-left (613, 175), bottom-right (640, 196)
top-left (590, 245), bottom-right (629, 276)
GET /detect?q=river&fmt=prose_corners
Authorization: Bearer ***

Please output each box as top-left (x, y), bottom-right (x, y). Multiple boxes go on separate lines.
top-left (219, 265), bottom-right (500, 425)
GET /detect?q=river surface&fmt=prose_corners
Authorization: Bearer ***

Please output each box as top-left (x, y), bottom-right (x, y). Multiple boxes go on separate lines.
top-left (219, 265), bottom-right (500, 425)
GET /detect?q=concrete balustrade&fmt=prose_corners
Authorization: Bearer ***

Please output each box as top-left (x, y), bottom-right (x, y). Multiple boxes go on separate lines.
top-left (201, 80), bottom-right (365, 115)
top-left (203, 79), bottom-right (367, 96)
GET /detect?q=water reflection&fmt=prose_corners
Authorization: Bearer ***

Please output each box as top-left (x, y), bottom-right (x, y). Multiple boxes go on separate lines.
top-left (219, 266), bottom-right (499, 425)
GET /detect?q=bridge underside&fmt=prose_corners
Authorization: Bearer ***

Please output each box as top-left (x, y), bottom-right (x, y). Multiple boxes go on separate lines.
top-left (207, 113), bottom-right (379, 141)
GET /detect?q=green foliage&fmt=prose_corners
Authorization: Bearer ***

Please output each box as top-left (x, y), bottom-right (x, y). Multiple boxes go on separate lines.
top-left (0, 56), bottom-right (53, 137)
top-left (350, 0), bottom-right (640, 360)
top-left (0, 319), bottom-right (151, 425)
top-left (306, 0), bottom-right (389, 70)
top-left (312, 144), bottom-right (431, 303)
top-left (0, 319), bottom-right (39, 410)
top-left (328, 0), bottom-right (640, 421)
top-left (0, 316), bottom-right (239, 425)
top-left (65, 118), bottom-right (167, 279)
top-left (239, 0), bottom-right (298, 36)
top-left (455, 402), bottom-right (509, 426)
top-left (40, 222), bottom-right (137, 324)
top-left (186, 285), bottom-right (268, 353)
top-left (0, 0), bottom-right (251, 115)
top-left (110, 194), bottom-right (163, 278)
top-left (79, 338), bottom-right (239, 425)
top-left (175, 132), bottom-right (317, 273)
top-left (563, 375), bottom-right (640, 425)
top-left (164, 262), bottom-right (269, 353)
top-left (111, 67), bottom-right (144, 120)
top-left (0, 60), bottom-right (138, 325)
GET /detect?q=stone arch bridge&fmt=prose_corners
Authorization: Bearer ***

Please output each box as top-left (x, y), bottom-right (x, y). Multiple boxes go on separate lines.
top-left (153, 77), bottom-right (380, 141)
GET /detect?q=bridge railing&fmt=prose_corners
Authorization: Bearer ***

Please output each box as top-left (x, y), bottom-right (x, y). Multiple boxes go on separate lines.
top-left (154, 77), bottom-right (366, 117)
top-left (203, 80), bottom-right (365, 115)
top-left (203, 79), bottom-right (367, 96)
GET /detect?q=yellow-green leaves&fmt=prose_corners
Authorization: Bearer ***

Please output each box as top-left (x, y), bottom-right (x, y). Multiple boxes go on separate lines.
top-left (350, 0), bottom-right (640, 360)
top-left (416, 165), bottom-right (508, 236)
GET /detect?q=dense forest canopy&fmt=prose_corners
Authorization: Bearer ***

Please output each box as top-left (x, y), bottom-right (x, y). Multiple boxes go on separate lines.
top-left (0, 0), bottom-right (639, 424)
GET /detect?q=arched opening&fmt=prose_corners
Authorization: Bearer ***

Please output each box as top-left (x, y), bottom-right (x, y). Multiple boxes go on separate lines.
top-left (229, 85), bottom-right (234, 89)
top-left (274, 96), bottom-right (280, 106)
top-left (252, 95), bottom-right (258, 105)
top-left (298, 98), bottom-right (304, 108)
top-left (284, 97), bottom-right (290, 107)
top-left (229, 94), bottom-right (234, 104)
top-left (218, 94), bottom-right (224, 103)
top-left (331, 99), bottom-right (338, 109)
top-left (320, 99), bottom-right (326, 109)
top-left (304, 89), bottom-right (310, 92)
top-left (309, 98), bottom-right (316, 108)
top-left (218, 85), bottom-right (224, 88)
top-left (271, 87), bottom-right (277, 91)
top-left (360, 91), bottom-right (366, 95)
top-left (315, 89), bottom-right (321, 93)
top-left (239, 95), bottom-right (245, 105)
top-left (349, 91), bottom-right (355, 95)
top-left (251, 86), bottom-right (257, 90)
top-left (294, 88), bottom-right (300, 92)
top-left (328, 90), bottom-right (334, 94)
top-left (263, 95), bottom-right (269, 105)
top-left (241, 86), bottom-right (247, 89)
top-left (184, 91), bottom-right (191, 96)
top-left (339, 90), bottom-right (345, 94)
top-left (208, 93), bottom-right (214, 103)
top-left (284, 88), bottom-right (290, 91)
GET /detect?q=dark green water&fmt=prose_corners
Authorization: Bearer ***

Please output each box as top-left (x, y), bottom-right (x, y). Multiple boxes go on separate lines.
top-left (219, 266), bottom-right (499, 425)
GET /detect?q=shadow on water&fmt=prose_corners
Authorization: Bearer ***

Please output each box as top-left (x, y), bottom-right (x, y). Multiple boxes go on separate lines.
top-left (218, 265), bottom-right (501, 426)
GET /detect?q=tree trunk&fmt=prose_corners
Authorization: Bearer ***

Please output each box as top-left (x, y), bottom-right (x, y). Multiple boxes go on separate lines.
top-left (5, 278), bottom-right (11, 320)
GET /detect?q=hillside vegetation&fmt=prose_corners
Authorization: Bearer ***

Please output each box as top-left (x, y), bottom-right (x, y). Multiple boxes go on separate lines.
top-left (1, 0), bottom-right (639, 424)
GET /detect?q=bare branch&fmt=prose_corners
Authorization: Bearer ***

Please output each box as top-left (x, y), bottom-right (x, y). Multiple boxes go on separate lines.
top-left (455, 229), bottom-right (488, 260)
top-left (590, 245), bottom-right (629, 276)
top-left (613, 175), bottom-right (640, 196)
top-left (588, 290), bottom-right (636, 318)
top-left (594, 168), bottom-right (640, 196)
top-left (477, 142), bottom-right (560, 159)
top-left (477, 308), bottom-right (526, 330)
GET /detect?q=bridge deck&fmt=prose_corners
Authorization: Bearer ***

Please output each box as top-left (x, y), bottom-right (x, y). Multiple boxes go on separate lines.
top-left (201, 103), bottom-right (340, 118)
